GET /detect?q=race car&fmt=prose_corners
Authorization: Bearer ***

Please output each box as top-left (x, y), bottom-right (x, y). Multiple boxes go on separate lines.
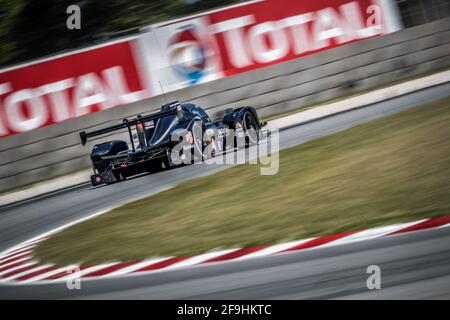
top-left (80, 101), bottom-right (266, 186)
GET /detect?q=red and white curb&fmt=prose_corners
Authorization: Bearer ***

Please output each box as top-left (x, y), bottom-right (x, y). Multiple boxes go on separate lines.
top-left (1, 215), bottom-right (450, 285)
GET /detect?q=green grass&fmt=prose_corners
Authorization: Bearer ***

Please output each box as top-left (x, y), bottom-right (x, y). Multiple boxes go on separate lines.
top-left (34, 98), bottom-right (450, 266)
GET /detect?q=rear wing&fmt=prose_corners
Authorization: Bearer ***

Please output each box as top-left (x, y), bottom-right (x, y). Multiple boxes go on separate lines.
top-left (79, 101), bottom-right (181, 147)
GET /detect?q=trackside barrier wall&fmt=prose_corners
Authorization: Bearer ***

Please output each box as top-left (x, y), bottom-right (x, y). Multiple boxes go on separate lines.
top-left (0, 17), bottom-right (449, 192)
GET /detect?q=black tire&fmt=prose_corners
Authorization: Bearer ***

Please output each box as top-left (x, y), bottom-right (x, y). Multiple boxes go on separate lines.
top-left (160, 157), bottom-right (170, 170)
top-left (112, 171), bottom-right (126, 183)
top-left (242, 111), bottom-right (259, 146)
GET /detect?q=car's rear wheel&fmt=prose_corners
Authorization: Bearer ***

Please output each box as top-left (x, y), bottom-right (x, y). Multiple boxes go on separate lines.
top-left (112, 171), bottom-right (126, 183)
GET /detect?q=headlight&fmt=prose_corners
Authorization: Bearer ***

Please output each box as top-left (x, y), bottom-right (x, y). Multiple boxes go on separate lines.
top-left (235, 122), bottom-right (243, 129)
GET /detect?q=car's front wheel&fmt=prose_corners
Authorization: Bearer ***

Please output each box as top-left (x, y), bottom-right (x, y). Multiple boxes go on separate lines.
top-left (242, 111), bottom-right (260, 146)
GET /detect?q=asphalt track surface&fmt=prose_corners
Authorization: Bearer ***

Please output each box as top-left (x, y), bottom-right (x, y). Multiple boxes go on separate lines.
top-left (0, 82), bottom-right (449, 299)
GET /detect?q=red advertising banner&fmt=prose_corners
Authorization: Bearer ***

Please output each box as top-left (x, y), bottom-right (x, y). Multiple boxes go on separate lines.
top-left (139, 0), bottom-right (401, 95)
top-left (0, 0), bottom-right (401, 138)
top-left (0, 40), bottom-right (147, 138)
top-left (208, 0), bottom-right (397, 76)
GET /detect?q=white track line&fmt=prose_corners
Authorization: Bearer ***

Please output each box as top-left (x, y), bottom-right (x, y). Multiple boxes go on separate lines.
top-left (0, 245), bottom-right (36, 261)
top-left (0, 204), bottom-right (448, 285)
top-left (237, 239), bottom-right (316, 260)
top-left (21, 267), bottom-right (75, 284)
top-left (0, 256), bottom-right (32, 270)
top-left (0, 261), bottom-right (37, 277)
top-left (267, 70), bottom-right (450, 131)
top-left (0, 251), bottom-right (33, 266)
top-left (0, 190), bottom-right (183, 283)
top-left (2, 265), bottom-right (53, 281)
top-left (0, 209), bottom-right (111, 259)
top-left (164, 249), bottom-right (239, 270)
top-left (54, 263), bottom-right (119, 281)
top-left (106, 258), bottom-right (173, 277)
top-left (0, 251), bottom-right (34, 266)
top-left (321, 220), bottom-right (427, 247)
top-left (0, 186), bottom-right (176, 262)
top-left (19, 237), bottom-right (48, 247)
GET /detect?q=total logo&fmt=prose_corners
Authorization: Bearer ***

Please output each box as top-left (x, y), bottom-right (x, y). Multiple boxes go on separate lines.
top-left (167, 24), bottom-right (215, 85)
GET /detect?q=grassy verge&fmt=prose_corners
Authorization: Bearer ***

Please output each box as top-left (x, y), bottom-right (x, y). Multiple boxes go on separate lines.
top-left (35, 97), bottom-right (450, 266)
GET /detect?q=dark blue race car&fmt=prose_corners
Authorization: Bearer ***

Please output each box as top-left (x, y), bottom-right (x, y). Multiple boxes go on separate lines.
top-left (80, 101), bottom-right (266, 186)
